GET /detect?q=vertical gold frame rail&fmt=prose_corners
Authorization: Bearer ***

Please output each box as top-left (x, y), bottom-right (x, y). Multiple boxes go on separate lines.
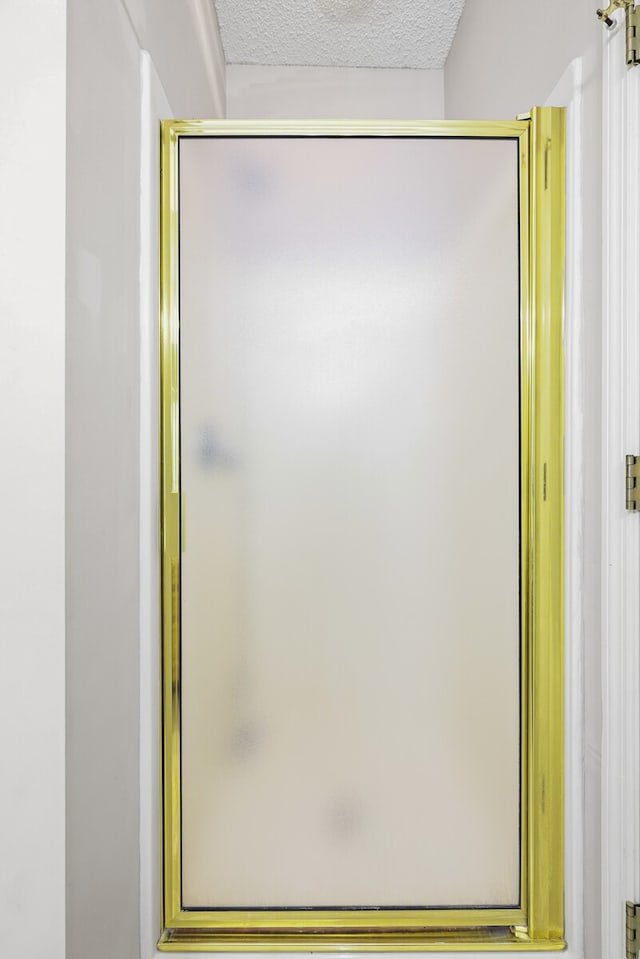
top-left (523, 107), bottom-right (565, 943)
top-left (160, 121), bottom-right (183, 929)
top-left (159, 115), bottom-right (565, 951)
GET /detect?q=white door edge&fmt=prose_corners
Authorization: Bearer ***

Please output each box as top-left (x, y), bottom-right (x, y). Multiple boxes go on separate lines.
top-left (602, 15), bottom-right (640, 959)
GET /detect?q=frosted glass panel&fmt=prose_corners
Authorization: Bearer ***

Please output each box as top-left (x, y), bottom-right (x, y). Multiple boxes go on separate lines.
top-left (179, 137), bottom-right (521, 909)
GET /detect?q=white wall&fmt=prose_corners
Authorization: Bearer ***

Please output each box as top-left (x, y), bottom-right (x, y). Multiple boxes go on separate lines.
top-left (122, 0), bottom-right (225, 117)
top-left (445, 0), bottom-right (601, 120)
top-left (445, 5), bottom-right (603, 958)
top-left (65, 3), bottom-right (224, 958)
top-left (66, 4), bottom-right (142, 955)
top-left (0, 2), bottom-right (66, 957)
top-left (227, 64), bottom-right (444, 119)
top-left (1, 0), bottom-right (606, 953)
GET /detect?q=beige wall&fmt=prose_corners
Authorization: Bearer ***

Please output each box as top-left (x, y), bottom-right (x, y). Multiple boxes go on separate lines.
top-left (227, 64), bottom-right (444, 119)
top-left (65, 2), bottom-right (224, 958)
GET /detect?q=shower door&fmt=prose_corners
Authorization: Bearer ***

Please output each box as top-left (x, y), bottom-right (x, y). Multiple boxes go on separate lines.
top-left (159, 111), bottom-right (564, 951)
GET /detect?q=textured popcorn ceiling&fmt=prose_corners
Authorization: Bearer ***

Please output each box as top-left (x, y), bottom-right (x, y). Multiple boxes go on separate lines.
top-left (212, 0), bottom-right (467, 70)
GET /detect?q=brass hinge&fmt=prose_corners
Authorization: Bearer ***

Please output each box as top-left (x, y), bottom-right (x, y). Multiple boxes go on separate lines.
top-left (596, 1), bottom-right (640, 65)
top-left (627, 902), bottom-right (640, 959)
top-left (597, 0), bottom-right (632, 27)
top-left (628, 5), bottom-right (640, 64)
top-left (626, 455), bottom-right (640, 510)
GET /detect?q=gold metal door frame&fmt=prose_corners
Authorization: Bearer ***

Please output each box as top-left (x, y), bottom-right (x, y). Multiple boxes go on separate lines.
top-left (159, 110), bottom-right (565, 951)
